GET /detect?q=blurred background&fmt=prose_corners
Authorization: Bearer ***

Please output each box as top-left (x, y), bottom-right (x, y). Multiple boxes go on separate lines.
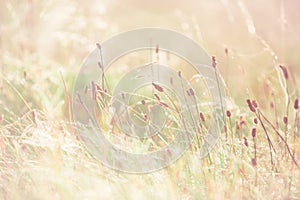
top-left (0, 0), bottom-right (299, 119)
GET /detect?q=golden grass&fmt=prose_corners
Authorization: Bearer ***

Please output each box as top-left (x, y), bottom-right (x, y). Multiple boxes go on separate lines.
top-left (1, 0), bottom-right (300, 199)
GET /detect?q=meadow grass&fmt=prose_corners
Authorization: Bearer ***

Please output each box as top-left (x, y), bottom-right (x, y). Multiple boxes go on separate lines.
top-left (1, 0), bottom-right (300, 199)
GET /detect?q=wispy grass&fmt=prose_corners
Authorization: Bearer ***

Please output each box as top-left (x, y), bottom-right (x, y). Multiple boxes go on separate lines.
top-left (1, 0), bottom-right (300, 199)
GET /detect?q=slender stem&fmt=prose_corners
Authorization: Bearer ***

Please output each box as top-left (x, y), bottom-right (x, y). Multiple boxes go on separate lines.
top-left (293, 111), bottom-right (299, 157)
top-left (259, 110), bottom-right (299, 168)
top-left (214, 67), bottom-right (225, 124)
top-left (255, 111), bottom-right (275, 167)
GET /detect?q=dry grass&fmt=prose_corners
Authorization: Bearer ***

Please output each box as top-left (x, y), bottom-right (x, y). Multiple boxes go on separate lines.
top-left (1, 0), bottom-right (300, 199)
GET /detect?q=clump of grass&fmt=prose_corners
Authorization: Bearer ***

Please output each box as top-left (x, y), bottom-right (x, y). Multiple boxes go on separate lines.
top-left (1, 1), bottom-right (300, 199)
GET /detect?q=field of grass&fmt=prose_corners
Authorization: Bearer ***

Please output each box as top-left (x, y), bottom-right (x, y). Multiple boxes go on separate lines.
top-left (1, 0), bottom-right (300, 199)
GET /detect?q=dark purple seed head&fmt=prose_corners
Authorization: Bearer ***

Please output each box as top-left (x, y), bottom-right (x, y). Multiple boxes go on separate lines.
top-left (252, 128), bottom-right (256, 138)
top-left (283, 116), bottom-right (288, 125)
top-left (243, 137), bottom-right (249, 147)
top-left (199, 112), bottom-right (205, 122)
top-left (294, 99), bottom-right (299, 110)
top-left (279, 65), bottom-right (288, 80)
top-left (254, 118), bottom-right (258, 124)
top-left (226, 110), bottom-right (231, 118)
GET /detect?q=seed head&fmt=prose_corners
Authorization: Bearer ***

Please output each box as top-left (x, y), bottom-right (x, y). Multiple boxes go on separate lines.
top-left (240, 120), bottom-right (246, 126)
top-left (144, 114), bottom-right (148, 121)
top-left (246, 99), bottom-right (256, 112)
top-left (121, 93), bottom-right (125, 99)
top-left (178, 71), bottom-right (182, 78)
top-left (225, 48), bottom-right (228, 55)
top-left (156, 44), bottom-right (159, 54)
top-left (159, 101), bottom-right (168, 108)
top-left (226, 110), bottom-right (231, 118)
top-left (154, 93), bottom-right (160, 101)
top-left (283, 116), bottom-right (288, 125)
top-left (96, 43), bottom-right (101, 50)
top-left (152, 82), bottom-right (164, 92)
top-left (252, 100), bottom-right (258, 108)
top-left (252, 127), bottom-right (256, 138)
top-left (199, 112), bottom-right (205, 122)
top-left (253, 118), bottom-right (258, 124)
top-left (279, 65), bottom-right (288, 80)
top-left (243, 137), bottom-right (249, 147)
top-left (212, 56), bottom-right (217, 68)
top-left (98, 61), bottom-right (103, 69)
top-left (23, 71), bottom-right (27, 80)
top-left (294, 98), bottom-right (299, 110)
top-left (186, 90), bottom-right (190, 96)
top-left (246, 99), bottom-right (251, 104)
top-left (189, 88), bottom-right (195, 96)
